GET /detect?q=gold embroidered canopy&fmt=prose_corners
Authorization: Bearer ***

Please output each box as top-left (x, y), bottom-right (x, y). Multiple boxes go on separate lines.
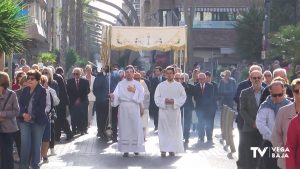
top-left (101, 26), bottom-right (187, 67)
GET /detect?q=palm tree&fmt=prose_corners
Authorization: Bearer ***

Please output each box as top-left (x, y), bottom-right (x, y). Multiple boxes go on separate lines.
top-left (76, 0), bottom-right (84, 57)
top-left (60, 0), bottom-right (69, 69)
top-left (0, 0), bottom-right (29, 70)
top-left (182, 0), bottom-right (195, 68)
top-left (69, 0), bottom-right (76, 49)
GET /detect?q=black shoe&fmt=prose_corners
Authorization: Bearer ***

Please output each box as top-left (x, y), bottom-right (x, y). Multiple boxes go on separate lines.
top-left (169, 152), bottom-right (175, 156)
top-left (66, 133), bottom-right (73, 141)
top-left (207, 139), bottom-right (213, 143)
top-left (134, 152), bottom-right (139, 156)
top-left (198, 138), bottom-right (204, 143)
top-left (123, 152), bottom-right (129, 157)
top-left (112, 137), bottom-right (118, 143)
top-left (161, 152), bottom-right (166, 157)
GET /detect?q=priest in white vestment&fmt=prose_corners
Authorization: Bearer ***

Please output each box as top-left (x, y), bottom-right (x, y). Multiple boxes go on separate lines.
top-left (111, 65), bottom-right (145, 157)
top-left (154, 66), bottom-right (187, 157)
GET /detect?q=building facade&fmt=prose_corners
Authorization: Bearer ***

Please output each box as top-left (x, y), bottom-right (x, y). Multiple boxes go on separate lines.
top-left (141, 0), bottom-right (263, 71)
top-left (20, 0), bottom-right (61, 65)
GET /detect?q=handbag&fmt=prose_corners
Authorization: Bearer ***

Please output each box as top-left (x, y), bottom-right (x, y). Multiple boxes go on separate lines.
top-left (0, 91), bottom-right (12, 122)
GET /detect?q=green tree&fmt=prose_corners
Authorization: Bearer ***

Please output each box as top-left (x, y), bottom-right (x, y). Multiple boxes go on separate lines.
top-left (269, 24), bottom-right (300, 64)
top-left (38, 52), bottom-right (57, 66)
top-left (234, 5), bottom-right (264, 62)
top-left (0, 0), bottom-right (29, 55)
top-left (66, 48), bottom-right (78, 72)
top-left (270, 0), bottom-right (297, 32)
top-left (65, 48), bottom-right (88, 72)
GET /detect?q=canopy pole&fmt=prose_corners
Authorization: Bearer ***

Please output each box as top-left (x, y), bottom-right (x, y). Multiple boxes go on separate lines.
top-left (184, 25), bottom-right (188, 75)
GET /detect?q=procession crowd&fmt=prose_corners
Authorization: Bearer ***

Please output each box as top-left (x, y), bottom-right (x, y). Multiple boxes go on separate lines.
top-left (0, 59), bottom-right (300, 169)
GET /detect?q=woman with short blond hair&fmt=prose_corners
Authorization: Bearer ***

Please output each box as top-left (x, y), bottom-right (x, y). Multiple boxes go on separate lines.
top-left (0, 71), bottom-right (20, 169)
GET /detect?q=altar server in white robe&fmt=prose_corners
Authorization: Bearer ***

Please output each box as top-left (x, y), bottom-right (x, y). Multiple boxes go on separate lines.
top-left (111, 65), bottom-right (145, 157)
top-left (154, 66), bottom-right (187, 157)
top-left (134, 72), bottom-right (150, 140)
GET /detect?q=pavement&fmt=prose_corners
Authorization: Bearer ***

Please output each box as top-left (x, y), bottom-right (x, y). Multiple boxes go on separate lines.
top-left (15, 111), bottom-right (240, 169)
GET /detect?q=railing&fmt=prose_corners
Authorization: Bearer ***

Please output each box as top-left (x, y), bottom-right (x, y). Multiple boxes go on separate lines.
top-left (220, 104), bottom-right (236, 158)
top-left (193, 21), bottom-right (236, 29)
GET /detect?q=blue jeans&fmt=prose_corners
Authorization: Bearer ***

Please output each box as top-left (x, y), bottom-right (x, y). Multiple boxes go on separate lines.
top-left (0, 132), bottom-right (15, 169)
top-left (19, 122), bottom-right (46, 169)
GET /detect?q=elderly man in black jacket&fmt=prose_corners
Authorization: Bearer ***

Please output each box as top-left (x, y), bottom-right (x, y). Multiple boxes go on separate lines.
top-left (193, 73), bottom-right (215, 143)
top-left (67, 68), bottom-right (90, 135)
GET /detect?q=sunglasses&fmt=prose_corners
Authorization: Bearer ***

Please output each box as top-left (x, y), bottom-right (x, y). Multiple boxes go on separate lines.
top-left (271, 93), bottom-right (284, 97)
top-left (293, 89), bottom-right (300, 94)
top-left (27, 77), bottom-right (36, 81)
top-left (252, 76), bottom-right (262, 80)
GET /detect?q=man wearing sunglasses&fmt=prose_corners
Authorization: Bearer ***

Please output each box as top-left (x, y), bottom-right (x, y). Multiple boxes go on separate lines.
top-left (239, 70), bottom-right (265, 169)
top-left (256, 81), bottom-right (291, 169)
top-left (66, 68), bottom-right (90, 135)
top-left (260, 68), bottom-right (293, 104)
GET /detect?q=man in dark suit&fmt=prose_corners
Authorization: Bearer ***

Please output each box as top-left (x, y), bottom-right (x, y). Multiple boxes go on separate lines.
top-left (149, 66), bottom-right (165, 132)
top-left (67, 68), bottom-right (90, 135)
top-left (53, 67), bottom-right (73, 141)
top-left (93, 68), bottom-right (109, 141)
top-left (239, 70), bottom-right (264, 169)
top-left (193, 73), bottom-right (215, 143)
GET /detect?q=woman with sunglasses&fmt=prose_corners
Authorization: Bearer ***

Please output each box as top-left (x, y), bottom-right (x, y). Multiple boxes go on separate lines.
top-left (18, 70), bottom-right (47, 169)
top-left (286, 103), bottom-right (300, 169)
top-left (272, 78), bottom-right (300, 169)
top-left (256, 80), bottom-right (291, 169)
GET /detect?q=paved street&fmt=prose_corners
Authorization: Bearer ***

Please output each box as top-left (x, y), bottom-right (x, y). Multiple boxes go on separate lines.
top-left (38, 111), bottom-right (239, 169)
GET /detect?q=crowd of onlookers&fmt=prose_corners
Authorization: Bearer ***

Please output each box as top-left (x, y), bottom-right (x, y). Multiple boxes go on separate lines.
top-left (0, 58), bottom-right (300, 169)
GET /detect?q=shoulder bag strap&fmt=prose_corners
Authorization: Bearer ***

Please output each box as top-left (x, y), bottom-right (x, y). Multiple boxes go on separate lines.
top-left (2, 91), bottom-right (12, 111)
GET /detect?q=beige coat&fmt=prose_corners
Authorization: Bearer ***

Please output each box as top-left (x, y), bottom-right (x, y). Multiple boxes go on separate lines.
top-left (271, 102), bottom-right (297, 169)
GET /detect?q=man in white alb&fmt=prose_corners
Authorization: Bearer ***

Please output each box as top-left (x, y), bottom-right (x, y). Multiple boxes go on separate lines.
top-left (154, 66), bottom-right (187, 157)
top-left (110, 65), bottom-right (145, 157)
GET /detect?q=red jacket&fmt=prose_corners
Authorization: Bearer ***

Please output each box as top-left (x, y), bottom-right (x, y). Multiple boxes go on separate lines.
top-left (286, 114), bottom-right (300, 169)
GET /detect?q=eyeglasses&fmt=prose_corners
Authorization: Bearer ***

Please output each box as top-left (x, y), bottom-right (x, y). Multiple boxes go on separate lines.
top-left (293, 89), bottom-right (300, 94)
top-left (271, 93), bottom-right (284, 97)
top-left (251, 76), bottom-right (262, 80)
top-left (27, 77), bottom-right (36, 81)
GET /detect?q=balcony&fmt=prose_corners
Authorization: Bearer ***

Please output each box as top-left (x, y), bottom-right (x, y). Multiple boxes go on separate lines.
top-left (26, 17), bottom-right (47, 41)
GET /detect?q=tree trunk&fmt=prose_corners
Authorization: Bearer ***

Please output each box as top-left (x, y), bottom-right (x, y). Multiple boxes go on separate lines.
top-left (183, 0), bottom-right (195, 69)
top-left (0, 51), bottom-right (5, 71)
top-left (61, 0), bottom-right (69, 69)
top-left (297, 0), bottom-right (300, 23)
top-left (76, 0), bottom-right (84, 57)
top-left (69, 0), bottom-right (76, 49)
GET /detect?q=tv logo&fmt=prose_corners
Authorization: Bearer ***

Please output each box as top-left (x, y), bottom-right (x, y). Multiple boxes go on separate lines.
top-left (250, 147), bottom-right (268, 158)
top-left (250, 147), bottom-right (289, 158)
